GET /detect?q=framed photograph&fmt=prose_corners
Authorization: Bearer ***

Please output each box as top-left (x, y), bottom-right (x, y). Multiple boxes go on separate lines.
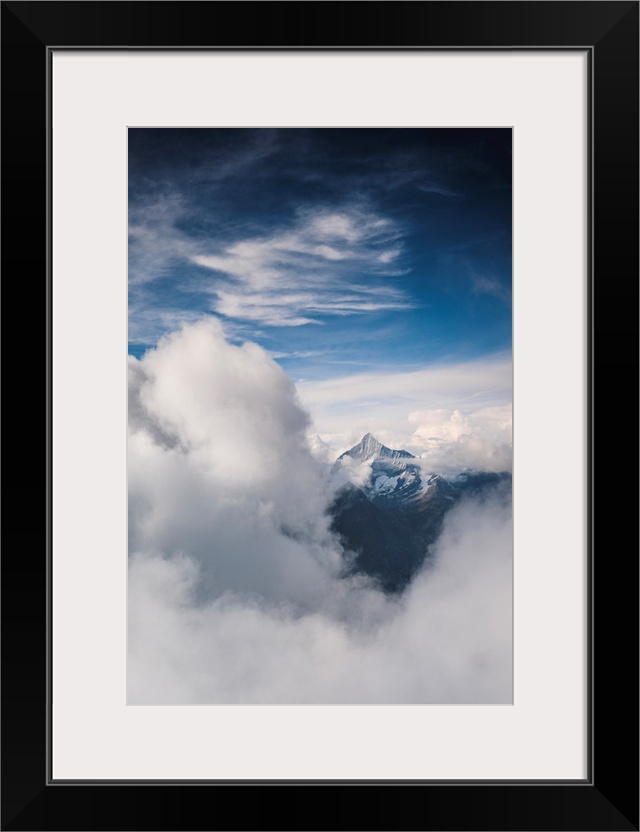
top-left (125, 123), bottom-right (515, 710)
top-left (2, 2), bottom-right (637, 830)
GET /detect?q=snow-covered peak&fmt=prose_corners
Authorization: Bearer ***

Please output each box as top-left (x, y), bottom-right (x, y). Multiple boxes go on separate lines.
top-left (338, 433), bottom-right (415, 463)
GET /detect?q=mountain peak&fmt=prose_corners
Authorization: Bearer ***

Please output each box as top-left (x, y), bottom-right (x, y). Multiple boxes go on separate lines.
top-left (338, 433), bottom-right (415, 463)
top-left (359, 433), bottom-right (384, 453)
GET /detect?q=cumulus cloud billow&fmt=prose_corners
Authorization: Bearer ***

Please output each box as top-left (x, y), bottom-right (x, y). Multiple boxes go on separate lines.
top-left (128, 319), bottom-right (341, 609)
top-left (128, 320), bottom-right (512, 704)
top-left (409, 405), bottom-right (513, 474)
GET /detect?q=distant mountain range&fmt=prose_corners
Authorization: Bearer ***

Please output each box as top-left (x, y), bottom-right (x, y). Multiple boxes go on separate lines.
top-left (328, 434), bottom-right (511, 593)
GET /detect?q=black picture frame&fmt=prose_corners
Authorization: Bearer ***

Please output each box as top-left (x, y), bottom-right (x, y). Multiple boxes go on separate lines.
top-left (2, 2), bottom-right (638, 830)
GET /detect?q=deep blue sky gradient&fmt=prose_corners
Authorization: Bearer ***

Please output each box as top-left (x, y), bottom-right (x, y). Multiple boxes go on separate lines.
top-left (128, 128), bottom-right (512, 382)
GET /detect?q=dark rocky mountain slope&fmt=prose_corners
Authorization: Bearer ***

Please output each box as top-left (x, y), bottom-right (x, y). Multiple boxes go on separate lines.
top-left (328, 434), bottom-right (511, 592)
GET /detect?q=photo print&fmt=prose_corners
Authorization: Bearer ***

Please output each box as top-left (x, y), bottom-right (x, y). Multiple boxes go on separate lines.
top-left (128, 128), bottom-right (513, 704)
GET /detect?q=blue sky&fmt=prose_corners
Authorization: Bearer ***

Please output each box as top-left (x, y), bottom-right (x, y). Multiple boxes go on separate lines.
top-left (129, 128), bottom-right (512, 451)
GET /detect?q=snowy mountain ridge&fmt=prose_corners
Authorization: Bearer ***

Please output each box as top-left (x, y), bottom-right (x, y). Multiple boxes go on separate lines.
top-left (337, 432), bottom-right (414, 464)
top-left (333, 433), bottom-right (425, 508)
top-left (328, 433), bottom-right (511, 592)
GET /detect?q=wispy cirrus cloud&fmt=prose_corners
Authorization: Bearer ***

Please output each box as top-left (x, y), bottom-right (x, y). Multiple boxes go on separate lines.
top-left (472, 274), bottom-right (512, 304)
top-left (128, 192), bottom-right (191, 286)
top-left (297, 354), bottom-right (512, 457)
top-left (190, 206), bottom-right (413, 327)
top-left (128, 128), bottom-right (512, 375)
top-left (129, 200), bottom-right (414, 337)
top-left (127, 306), bottom-right (208, 346)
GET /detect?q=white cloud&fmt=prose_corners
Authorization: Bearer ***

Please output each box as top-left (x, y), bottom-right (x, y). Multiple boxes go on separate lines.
top-left (190, 206), bottom-right (411, 326)
top-left (297, 356), bottom-right (512, 459)
top-left (129, 494), bottom-right (512, 704)
top-left (127, 307), bottom-right (208, 346)
top-left (128, 321), bottom-right (512, 704)
top-left (129, 319), bottom-right (343, 606)
top-left (128, 201), bottom-right (412, 335)
top-left (409, 404), bottom-right (512, 474)
top-left (128, 193), bottom-right (191, 286)
top-left (472, 274), bottom-right (511, 303)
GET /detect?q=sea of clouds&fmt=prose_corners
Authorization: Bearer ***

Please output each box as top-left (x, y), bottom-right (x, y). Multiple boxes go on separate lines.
top-left (128, 320), bottom-right (512, 704)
